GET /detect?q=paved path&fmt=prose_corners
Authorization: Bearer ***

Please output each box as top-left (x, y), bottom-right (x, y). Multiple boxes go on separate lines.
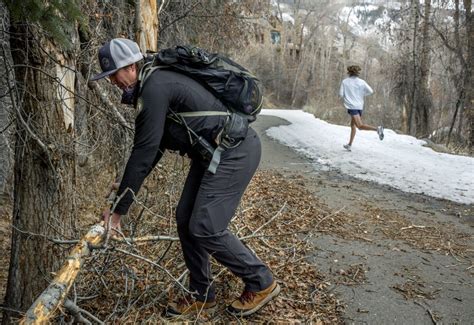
top-left (252, 115), bottom-right (474, 325)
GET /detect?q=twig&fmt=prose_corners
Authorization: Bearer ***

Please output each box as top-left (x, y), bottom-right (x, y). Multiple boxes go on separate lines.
top-left (315, 206), bottom-right (345, 228)
top-left (354, 235), bottom-right (373, 242)
top-left (249, 228), bottom-right (313, 239)
top-left (0, 304), bottom-right (25, 316)
top-left (88, 81), bottom-right (133, 130)
top-left (352, 268), bottom-right (360, 281)
top-left (240, 202), bottom-right (287, 240)
top-left (401, 225), bottom-right (427, 231)
top-left (11, 225), bottom-right (79, 245)
top-left (114, 248), bottom-right (193, 294)
top-left (447, 241), bottom-right (463, 263)
top-left (193, 267), bottom-right (226, 323)
top-left (50, 239), bottom-right (79, 245)
top-left (64, 299), bottom-right (105, 324)
top-left (414, 301), bottom-right (439, 325)
top-left (112, 235), bottom-right (179, 243)
top-left (279, 296), bottom-right (316, 305)
top-left (105, 187), bottom-right (136, 247)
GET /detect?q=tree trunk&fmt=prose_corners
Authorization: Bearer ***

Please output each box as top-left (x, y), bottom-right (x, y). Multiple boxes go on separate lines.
top-left (408, 0), bottom-right (433, 137)
top-left (408, 0), bottom-right (419, 134)
top-left (3, 25), bottom-right (78, 323)
top-left (135, 0), bottom-right (158, 52)
top-left (463, 0), bottom-right (473, 149)
top-left (416, 0), bottom-right (432, 137)
top-left (0, 3), bottom-right (14, 202)
top-left (447, 0), bottom-right (462, 144)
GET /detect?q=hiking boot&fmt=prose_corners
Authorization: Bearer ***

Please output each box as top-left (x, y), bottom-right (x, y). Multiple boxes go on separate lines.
top-left (165, 295), bottom-right (217, 318)
top-left (226, 281), bottom-right (281, 317)
top-left (343, 144), bottom-right (352, 151)
top-left (377, 126), bottom-right (384, 140)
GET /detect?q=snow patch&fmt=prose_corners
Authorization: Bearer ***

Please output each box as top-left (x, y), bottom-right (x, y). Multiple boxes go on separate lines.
top-left (261, 109), bottom-right (474, 205)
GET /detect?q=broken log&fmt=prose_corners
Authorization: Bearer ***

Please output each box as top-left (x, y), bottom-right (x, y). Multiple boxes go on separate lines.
top-left (21, 223), bottom-right (105, 324)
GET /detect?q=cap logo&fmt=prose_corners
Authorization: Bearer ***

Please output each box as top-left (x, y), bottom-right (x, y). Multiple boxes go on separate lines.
top-left (101, 57), bottom-right (110, 69)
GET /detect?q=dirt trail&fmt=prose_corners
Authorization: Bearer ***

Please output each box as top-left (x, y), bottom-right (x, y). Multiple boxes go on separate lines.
top-left (253, 115), bottom-right (474, 324)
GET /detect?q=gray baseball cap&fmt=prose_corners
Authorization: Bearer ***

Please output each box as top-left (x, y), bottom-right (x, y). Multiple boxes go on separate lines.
top-left (90, 38), bottom-right (144, 81)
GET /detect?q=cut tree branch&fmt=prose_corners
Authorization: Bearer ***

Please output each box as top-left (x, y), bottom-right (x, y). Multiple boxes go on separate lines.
top-left (21, 224), bottom-right (105, 324)
top-left (88, 81), bottom-right (133, 131)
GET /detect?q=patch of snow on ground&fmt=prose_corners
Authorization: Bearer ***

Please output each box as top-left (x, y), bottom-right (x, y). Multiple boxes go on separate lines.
top-left (261, 109), bottom-right (474, 204)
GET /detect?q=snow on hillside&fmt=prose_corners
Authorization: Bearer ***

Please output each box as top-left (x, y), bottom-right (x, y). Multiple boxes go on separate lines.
top-left (261, 109), bottom-right (474, 205)
top-left (271, 0), bottom-right (404, 50)
top-left (336, 2), bottom-right (402, 50)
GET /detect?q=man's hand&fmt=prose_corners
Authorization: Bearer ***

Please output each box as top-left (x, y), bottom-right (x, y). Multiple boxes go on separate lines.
top-left (102, 208), bottom-right (122, 237)
top-left (105, 182), bottom-right (120, 202)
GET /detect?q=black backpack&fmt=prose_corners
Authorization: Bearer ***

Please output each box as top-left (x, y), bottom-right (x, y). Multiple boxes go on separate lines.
top-left (138, 45), bottom-right (263, 121)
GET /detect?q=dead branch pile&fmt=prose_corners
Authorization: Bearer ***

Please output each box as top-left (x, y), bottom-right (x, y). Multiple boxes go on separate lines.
top-left (57, 156), bottom-right (345, 324)
top-left (10, 154), bottom-right (473, 323)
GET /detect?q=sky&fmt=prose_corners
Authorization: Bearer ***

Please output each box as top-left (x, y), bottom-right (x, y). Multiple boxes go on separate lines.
top-left (261, 109), bottom-right (474, 205)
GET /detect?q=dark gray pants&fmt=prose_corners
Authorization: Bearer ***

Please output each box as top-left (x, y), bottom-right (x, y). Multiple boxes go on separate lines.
top-left (176, 128), bottom-right (273, 301)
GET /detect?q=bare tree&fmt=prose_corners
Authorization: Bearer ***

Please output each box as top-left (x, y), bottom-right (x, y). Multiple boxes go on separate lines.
top-left (465, 0), bottom-right (474, 150)
top-left (411, 0), bottom-right (432, 137)
top-left (428, 0), bottom-right (472, 147)
top-left (3, 24), bottom-right (79, 323)
top-left (2, 0), bottom-right (142, 321)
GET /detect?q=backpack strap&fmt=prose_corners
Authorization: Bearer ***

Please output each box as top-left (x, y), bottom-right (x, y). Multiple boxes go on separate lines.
top-left (137, 56), bottom-right (243, 174)
top-left (137, 55), bottom-right (172, 95)
top-left (137, 62), bottom-right (161, 95)
top-left (167, 110), bottom-right (240, 174)
top-left (208, 146), bottom-right (224, 174)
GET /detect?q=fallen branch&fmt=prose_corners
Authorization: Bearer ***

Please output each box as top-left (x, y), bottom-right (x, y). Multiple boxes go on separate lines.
top-left (52, 236), bottom-right (179, 245)
top-left (315, 206), bottom-right (345, 228)
top-left (112, 235), bottom-right (179, 243)
top-left (114, 248), bottom-right (193, 294)
top-left (414, 301), bottom-right (439, 325)
top-left (400, 225), bottom-right (427, 231)
top-left (88, 81), bottom-right (132, 130)
top-left (64, 299), bottom-right (105, 324)
top-left (240, 202), bottom-right (287, 240)
top-left (11, 226), bottom-right (79, 246)
top-left (21, 224), bottom-right (105, 324)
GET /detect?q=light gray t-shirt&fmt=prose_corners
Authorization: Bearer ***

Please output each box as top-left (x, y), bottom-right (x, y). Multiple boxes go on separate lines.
top-left (339, 76), bottom-right (374, 110)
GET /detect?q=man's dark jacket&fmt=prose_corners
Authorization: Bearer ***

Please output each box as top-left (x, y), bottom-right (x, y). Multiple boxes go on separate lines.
top-left (115, 69), bottom-right (228, 214)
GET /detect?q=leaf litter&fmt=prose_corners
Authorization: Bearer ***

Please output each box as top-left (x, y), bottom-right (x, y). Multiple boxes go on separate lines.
top-left (1, 153), bottom-right (473, 323)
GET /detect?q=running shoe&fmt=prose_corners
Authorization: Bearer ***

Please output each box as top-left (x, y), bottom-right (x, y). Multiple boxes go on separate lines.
top-left (377, 126), bottom-right (384, 140)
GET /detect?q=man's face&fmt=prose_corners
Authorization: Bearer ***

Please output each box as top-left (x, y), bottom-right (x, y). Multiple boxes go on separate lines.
top-left (109, 64), bottom-right (137, 90)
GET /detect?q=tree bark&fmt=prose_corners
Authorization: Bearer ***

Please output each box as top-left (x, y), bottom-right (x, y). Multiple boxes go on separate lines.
top-left (445, 0), bottom-right (472, 146)
top-left (463, 0), bottom-right (473, 149)
top-left (447, 0), bottom-right (462, 144)
top-left (416, 0), bottom-right (432, 137)
top-left (0, 3), bottom-right (14, 202)
top-left (408, 0), bottom-right (432, 137)
top-left (408, 0), bottom-right (419, 134)
top-left (3, 25), bottom-right (78, 323)
top-left (135, 0), bottom-right (158, 52)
